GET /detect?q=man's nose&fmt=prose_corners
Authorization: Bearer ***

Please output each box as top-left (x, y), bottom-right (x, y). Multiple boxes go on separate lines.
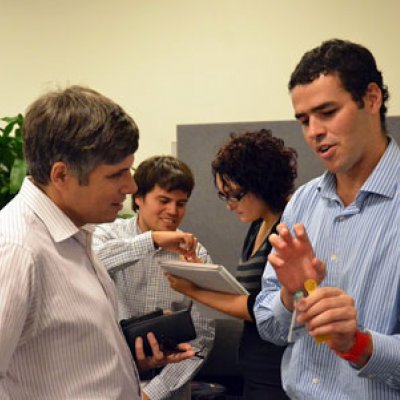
top-left (307, 116), bottom-right (326, 141)
top-left (124, 175), bottom-right (137, 195)
top-left (166, 202), bottom-right (178, 215)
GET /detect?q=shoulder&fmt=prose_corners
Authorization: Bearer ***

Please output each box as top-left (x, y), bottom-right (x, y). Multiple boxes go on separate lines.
top-left (282, 176), bottom-right (324, 223)
top-left (94, 215), bottom-right (136, 239)
top-left (0, 195), bottom-right (43, 251)
top-left (0, 199), bottom-right (47, 277)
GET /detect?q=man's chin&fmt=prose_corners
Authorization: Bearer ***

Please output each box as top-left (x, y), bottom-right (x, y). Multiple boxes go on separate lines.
top-left (158, 223), bottom-right (178, 231)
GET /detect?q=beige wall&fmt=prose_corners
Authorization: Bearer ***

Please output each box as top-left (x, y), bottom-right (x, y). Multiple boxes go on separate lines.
top-left (2, 0), bottom-right (400, 165)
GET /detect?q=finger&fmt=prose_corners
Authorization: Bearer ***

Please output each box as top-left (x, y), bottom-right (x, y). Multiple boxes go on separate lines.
top-left (276, 224), bottom-right (294, 244)
top-left (308, 306), bottom-right (357, 332)
top-left (293, 224), bottom-right (313, 250)
top-left (299, 297), bottom-right (355, 324)
top-left (165, 273), bottom-right (176, 286)
top-left (268, 233), bottom-right (288, 253)
top-left (275, 222), bottom-right (288, 233)
top-left (267, 252), bottom-right (285, 269)
top-left (179, 233), bottom-right (197, 251)
top-left (146, 332), bottom-right (163, 360)
top-left (166, 343), bottom-right (195, 362)
top-left (297, 287), bottom-right (343, 309)
top-left (134, 336), bottom-right (145, 361)
top-left (175, 342), bottom-right (193, 352)
top-left (297, 288), bottom-right (354, 319)
top-left (191, 235), bottom-right (198, 250)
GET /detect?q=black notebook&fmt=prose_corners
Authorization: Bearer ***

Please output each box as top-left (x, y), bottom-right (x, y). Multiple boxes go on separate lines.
top-left (120, 309), bottom-right (197, 358)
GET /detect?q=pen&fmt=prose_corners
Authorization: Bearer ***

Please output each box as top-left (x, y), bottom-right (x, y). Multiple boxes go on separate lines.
top-left (287, 290), bottom-right (304, 342)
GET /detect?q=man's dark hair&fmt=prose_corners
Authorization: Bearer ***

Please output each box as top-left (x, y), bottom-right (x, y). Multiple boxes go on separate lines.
top-left (288, 39), bottom-right (389, 132)
top-left (212, 129), bottom-right (297, 213)
top-left (132, 155), bottom-right (194, 211)
top-left (23, 85), bottom-right (139, 185)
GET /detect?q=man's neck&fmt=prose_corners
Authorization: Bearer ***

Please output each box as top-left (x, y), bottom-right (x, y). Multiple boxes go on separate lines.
top-left (137, 214), bottom-right (149, 233)
top-left (336, 135), bottom-right (389, 206)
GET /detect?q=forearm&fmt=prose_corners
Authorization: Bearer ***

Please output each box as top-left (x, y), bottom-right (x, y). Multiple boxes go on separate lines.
top-left (187, 289), bottom-right (252, 321)
top-left (93, 231), bottom-right (155, 273)
top-left (143, 361), bottom-right (198, 400)
top-left (254, 272), bottom-right (293, 345)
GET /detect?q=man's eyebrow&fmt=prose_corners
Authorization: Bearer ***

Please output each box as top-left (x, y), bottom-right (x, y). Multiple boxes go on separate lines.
top-left (106, 167), bottom-right (129, 177)
top-left (294, 102), bottom-right (337, 120)
top-left (156, 195), bottom-right (188, 202)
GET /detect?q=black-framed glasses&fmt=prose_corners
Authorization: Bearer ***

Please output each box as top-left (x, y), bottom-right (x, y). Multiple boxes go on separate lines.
top-left (217, 190), bottom-right (247, 203)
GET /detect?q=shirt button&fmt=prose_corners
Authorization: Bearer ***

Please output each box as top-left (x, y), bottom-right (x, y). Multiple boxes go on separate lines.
top-left (331, 254), bottom-right (337, 261)
top-left (368, 374), bottom-right (375, 379)
top-left (312, 378), bottom-right (319, 384)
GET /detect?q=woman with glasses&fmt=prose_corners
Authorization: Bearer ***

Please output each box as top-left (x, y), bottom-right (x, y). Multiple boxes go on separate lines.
top-left (166, 129), bottom-right (297, 400)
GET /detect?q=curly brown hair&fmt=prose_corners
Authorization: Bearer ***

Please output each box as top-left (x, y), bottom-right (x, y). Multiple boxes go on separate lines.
top-left (211, 129), bottom-right (297, 213)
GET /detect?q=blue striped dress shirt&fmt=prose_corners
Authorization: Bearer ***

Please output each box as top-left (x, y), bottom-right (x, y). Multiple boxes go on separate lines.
top-left (255, 137), bottom-right (400, 399)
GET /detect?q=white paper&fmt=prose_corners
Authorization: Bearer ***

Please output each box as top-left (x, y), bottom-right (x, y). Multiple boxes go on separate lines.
top-left (160, 260), bottom-right (249, 295)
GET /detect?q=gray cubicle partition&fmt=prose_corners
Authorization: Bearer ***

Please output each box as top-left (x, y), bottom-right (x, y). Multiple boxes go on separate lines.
top-left (177, 117), bottom-right (400, 275)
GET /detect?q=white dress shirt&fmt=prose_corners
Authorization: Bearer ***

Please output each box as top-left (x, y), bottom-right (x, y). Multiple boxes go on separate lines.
top-left (93, 216), bottom-right (215, 400)
top-left (0, 178), bottom-right (141, 400)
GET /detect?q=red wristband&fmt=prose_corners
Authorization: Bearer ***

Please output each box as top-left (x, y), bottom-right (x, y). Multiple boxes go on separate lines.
top-left (335, 330), bottom-right (370, 363)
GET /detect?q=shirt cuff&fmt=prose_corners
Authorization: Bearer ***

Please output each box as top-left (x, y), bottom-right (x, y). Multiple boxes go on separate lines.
top-left (272, 291), bottom-right (293, 328)
top-left (357, 331), bottom-right (400, 383)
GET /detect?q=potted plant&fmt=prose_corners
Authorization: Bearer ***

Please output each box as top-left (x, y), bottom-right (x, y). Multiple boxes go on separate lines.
top-left (0, 114), bottom-right (27, 209)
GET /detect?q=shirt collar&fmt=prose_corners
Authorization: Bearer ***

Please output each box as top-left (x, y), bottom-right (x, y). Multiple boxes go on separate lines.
top-left (318, 136), bottom-right (400, 200)
top-left (19, 177), bottom-right (87, 242)
top-left (131, 214), bottom-right (143, 234)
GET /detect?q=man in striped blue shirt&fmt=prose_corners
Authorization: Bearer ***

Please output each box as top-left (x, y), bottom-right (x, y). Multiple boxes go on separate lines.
top-left (255, 39), bottom-right (400, 399)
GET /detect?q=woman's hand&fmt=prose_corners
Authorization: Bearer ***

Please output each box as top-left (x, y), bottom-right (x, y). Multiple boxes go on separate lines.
top-left (165, 273), bottom-right (199, 297)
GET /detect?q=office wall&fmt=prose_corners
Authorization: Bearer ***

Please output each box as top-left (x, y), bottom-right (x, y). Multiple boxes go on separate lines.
top-left (2, 0), bottom-right (400, 171)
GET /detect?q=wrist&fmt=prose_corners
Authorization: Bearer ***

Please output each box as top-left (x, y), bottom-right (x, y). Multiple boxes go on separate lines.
top-left (281, 287), bottom-right (297, 311)
top-left (151, 231), bottom-right (160, 249)
top-left (335, 330), bottom-right (371, 364)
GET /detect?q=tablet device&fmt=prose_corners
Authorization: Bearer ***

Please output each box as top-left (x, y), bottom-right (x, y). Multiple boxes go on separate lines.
top-left (160, 260), bottom-right (249, 295)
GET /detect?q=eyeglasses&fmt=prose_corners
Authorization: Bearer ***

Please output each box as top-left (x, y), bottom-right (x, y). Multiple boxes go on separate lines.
top-left (217, 190), bottom-right (247, 203)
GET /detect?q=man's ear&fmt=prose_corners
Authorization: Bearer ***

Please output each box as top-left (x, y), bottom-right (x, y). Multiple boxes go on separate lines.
top-left (49, 162), bottom-right (70, 189)
top-left (365, 82), bottom-right (382, 114)
top-left (134, 195), bottom-right (143, 209)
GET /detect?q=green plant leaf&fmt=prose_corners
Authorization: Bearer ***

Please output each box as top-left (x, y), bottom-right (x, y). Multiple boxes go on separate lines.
top-left (1, 116), bottom-right (15, 123)
top-left (0, 114), bottom-right (25, 207)
top-left (117, 213), bottom-right (134, 219)
top-left (9, 158), bottom-right (27, 194)
top-left (3, 121), bottom-right (17, 137)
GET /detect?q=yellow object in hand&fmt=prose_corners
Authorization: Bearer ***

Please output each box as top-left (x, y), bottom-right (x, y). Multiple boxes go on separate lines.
top-left (304, 279), bottom-right (330, 344)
